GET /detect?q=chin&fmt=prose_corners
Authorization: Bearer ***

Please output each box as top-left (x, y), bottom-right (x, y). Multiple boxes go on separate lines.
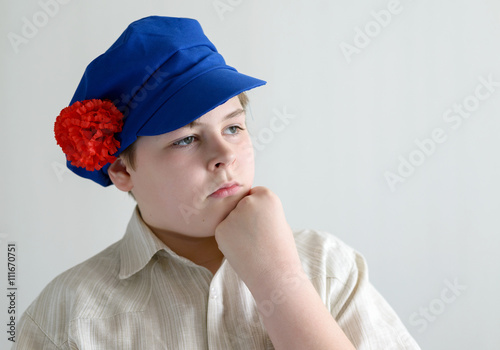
top-left (197, 198), bottom-right (241, 232)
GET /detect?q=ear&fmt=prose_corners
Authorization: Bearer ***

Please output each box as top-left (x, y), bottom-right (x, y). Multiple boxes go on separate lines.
top-left (108, 157), bottom-right (134, 192)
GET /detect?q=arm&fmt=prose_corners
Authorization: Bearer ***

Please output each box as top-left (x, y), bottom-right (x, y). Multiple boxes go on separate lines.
top-left (249, 267), bottom-right (356, 350)
top-left (215, 186), bottom-right (356, 350)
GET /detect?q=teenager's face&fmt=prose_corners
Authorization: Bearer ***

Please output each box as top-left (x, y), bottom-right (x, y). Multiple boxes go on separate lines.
top-left (127, 96), bottom-right (254, 237)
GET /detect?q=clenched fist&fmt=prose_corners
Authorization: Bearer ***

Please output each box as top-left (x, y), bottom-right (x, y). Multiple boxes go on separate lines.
top-left (215, 186), bottom-right (303, 293)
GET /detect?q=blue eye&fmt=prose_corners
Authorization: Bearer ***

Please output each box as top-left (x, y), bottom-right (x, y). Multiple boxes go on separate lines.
top-left (173, 136), bottom-right (195, 146)
top-left (224, 125), bottom-right (244, 135)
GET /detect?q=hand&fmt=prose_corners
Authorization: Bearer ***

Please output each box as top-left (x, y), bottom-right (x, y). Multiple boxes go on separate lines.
top-left (215, 186), bottom-right (303, 293)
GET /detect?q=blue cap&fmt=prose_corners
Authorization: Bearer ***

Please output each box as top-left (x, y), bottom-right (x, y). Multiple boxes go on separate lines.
top-left (63, 16), bottom-right (266, 186)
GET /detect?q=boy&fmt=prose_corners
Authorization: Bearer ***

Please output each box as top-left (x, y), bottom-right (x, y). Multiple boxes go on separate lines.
top-left (15, 16), bottom-right (420, 349)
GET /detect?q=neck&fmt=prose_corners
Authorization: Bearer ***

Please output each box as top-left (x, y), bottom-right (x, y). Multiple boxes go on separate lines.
top-left (149, 226), bottom-right (223, 275)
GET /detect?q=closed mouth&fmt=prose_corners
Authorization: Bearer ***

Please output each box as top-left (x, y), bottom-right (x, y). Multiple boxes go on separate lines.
top-left (209, 182), bottom-right (241, 198)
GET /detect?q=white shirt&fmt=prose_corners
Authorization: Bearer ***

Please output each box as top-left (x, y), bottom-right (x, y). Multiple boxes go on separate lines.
top-left (14, 207), bottom-right (421, 349)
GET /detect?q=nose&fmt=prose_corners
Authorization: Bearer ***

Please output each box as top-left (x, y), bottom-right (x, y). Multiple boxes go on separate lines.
top-left (207, 136), bottom-right (236, 171)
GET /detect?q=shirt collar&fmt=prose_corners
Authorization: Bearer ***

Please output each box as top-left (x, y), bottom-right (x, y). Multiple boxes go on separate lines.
top-left (118, 206), bottom-right (174, 279)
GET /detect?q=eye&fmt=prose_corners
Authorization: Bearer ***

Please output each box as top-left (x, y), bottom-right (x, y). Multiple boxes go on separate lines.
top-left (172, 136), bottom-right (195, 147)
top-left (224, 125), bottom-right (245, 135)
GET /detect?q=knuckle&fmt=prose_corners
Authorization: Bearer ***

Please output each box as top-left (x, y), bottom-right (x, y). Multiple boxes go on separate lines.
top-left (256, 186), bottom-right (273, 198)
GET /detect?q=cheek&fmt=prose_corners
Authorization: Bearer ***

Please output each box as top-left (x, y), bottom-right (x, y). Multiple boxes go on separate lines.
top-left (155, 160), bottom-right (206, 205)
top-left (130, 152), bottom-right (184, 200)
top-left (238, 136), bottom-right (255, 168)
top-left (133, 163), bottom-right (204, 221)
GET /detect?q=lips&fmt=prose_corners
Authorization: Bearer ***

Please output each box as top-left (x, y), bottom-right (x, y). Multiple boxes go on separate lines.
top-left (209, 181), bottom-right (241, 199)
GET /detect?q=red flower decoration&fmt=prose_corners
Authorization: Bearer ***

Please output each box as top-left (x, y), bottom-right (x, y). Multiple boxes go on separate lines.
top-left (54, 99), bottom-right (124, 171)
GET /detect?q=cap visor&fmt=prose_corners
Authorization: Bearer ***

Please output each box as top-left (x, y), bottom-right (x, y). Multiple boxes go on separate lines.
top-left (137, 68), bottom-right (266, 136)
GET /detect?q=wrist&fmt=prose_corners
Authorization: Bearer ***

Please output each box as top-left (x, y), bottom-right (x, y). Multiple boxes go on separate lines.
top-left (247, 264), bottom-right (309, 305)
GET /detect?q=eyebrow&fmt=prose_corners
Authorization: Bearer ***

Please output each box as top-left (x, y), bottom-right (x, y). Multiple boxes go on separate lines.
top-left (187, 108), bottom-right (245, 128)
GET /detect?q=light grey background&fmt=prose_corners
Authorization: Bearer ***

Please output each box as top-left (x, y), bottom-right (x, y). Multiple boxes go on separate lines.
top-left (1, 0), bottom-right (499, 349)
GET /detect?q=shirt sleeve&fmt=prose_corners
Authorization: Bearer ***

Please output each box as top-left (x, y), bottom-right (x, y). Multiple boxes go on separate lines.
top-left (12, 312), bottom-right (66, 350)
top-left (329, 252), bottom-right (421, 350)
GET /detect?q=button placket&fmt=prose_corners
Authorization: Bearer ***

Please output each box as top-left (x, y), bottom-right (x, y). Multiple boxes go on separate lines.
top-left (209, 287), bottom-right (218, 300)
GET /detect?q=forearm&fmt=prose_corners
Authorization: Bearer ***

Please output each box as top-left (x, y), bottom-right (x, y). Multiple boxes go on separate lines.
top-left (250, 269), bottom-right (356, 350)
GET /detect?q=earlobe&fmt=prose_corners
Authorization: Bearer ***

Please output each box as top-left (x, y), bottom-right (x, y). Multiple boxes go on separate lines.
top-left (108, 158), bottom-right (134, 192)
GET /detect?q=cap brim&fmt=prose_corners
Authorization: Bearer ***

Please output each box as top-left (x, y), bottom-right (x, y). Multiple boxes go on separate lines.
top-left (136, 68), bottom-right (266, 136)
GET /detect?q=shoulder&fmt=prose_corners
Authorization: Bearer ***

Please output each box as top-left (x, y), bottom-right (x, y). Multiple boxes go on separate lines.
top-left (39, 239), bottom-right (123, 297)
top-left (293, 229), bottom-right (366, 284)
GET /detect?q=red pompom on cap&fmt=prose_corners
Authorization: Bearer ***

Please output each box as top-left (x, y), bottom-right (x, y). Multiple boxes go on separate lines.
top-left (54, 99), bottom-right (124, 171)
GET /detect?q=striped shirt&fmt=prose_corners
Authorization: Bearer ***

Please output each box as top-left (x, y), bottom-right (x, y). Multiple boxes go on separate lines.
top-left (14, 207), bottom-right (420, 349)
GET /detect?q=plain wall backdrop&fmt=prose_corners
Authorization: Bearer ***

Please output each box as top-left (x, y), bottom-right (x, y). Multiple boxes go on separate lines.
top-left (1, 0), bottom-right (499, 349)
